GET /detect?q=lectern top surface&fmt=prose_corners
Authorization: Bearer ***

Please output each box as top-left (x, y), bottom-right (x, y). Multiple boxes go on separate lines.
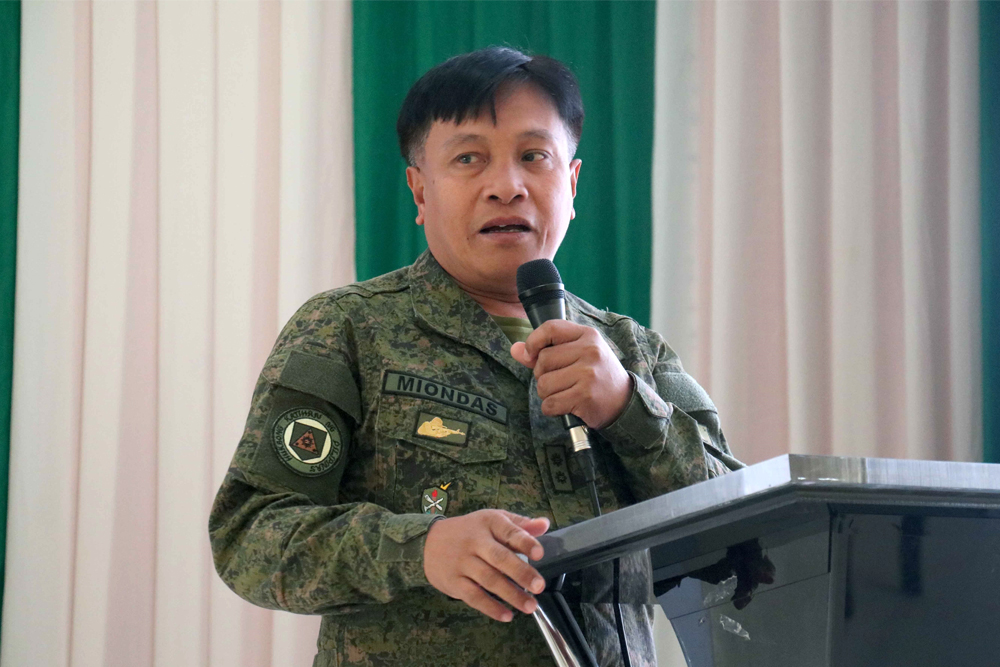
top-left (535, 454), bottom-right (1000, 576)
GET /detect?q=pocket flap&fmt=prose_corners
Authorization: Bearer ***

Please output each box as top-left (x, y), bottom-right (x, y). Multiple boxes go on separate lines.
top-left (265, 350), bottom-right (362, 423)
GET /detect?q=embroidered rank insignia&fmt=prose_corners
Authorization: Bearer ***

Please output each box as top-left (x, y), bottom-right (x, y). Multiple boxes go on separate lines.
top-left (422, 483), bottom-right (450, 515)
top-left (415, 412), bottom-right (469, 445)
top-left (546, 445), bottom-right (575, 493)
top-left (271, 408), bottom-right (343, 477)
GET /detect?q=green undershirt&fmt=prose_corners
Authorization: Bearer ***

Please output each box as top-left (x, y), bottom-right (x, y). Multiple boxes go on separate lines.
top-left (491, 315), bottom-right (533, 345)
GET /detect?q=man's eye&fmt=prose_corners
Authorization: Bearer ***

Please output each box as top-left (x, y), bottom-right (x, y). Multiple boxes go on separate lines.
top-left (457, 154), bottom-right (479, 165)
top-left (523, 151), bottom-right (548, 162)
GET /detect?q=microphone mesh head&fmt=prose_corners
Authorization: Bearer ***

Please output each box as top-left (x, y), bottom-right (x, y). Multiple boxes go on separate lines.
top-left (517, 259), bottom-right (562, 293)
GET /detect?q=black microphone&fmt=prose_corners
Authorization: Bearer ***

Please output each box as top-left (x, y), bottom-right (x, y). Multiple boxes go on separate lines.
top-left (517, 259), bottom-right (601, 516)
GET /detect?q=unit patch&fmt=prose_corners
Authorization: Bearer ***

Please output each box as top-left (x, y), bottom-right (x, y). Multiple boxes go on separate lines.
top-left (415, 412), bottom-right (469, 445)
top-left (271, 407), bottom-right (343, 477)
top-left (422, 483), bottom-right (451, 515)
top-left (382, 371), bottom-right (508, 424)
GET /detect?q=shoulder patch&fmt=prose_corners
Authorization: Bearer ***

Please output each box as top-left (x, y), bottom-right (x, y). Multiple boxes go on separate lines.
top-left (271, 407), bottom-right (344, 476)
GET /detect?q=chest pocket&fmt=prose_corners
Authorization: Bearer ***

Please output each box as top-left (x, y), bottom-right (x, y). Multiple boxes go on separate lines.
top-left (375, 394), bottom-right (509, 516)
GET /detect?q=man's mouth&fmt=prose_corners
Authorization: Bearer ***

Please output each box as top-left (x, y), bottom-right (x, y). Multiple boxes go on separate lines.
top-left (480, 217), bottom-right (532, 234)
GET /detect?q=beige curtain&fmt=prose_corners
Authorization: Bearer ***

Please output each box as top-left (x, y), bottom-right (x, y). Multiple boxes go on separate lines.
top-left (651, 0), bottom-right (981, 466)
top-left (650, 3), bottom-right (980, 662)
top-left (2, 2), bottom-right (355, 666)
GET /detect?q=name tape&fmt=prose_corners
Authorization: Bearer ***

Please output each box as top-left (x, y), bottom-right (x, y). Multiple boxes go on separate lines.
top-left (382, 371), bottom-right (507, 424)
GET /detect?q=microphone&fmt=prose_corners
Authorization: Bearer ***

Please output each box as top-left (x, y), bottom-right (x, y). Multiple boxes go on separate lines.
top-left (517, 259), bottom-right (601, 516)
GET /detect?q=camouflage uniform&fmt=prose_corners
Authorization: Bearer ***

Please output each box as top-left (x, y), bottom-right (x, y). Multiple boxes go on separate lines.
top-left (209, 250), bottom-right (741, 667)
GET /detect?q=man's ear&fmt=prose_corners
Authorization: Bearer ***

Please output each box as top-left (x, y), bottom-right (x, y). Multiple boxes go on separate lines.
top-left (406, 166), bottom-right (426, 226)
top-left (569, 158), bottom-right (582, 220)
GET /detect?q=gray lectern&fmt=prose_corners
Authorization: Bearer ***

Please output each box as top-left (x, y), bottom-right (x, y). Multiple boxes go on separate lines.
top-left (535, 455), bottom-right (1000, 666)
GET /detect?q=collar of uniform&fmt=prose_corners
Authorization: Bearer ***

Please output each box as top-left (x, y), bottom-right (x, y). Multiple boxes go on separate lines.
top-left (407, 250), bottom-right (533, 385)
top-left (563, 292), bottom-right (626, 362)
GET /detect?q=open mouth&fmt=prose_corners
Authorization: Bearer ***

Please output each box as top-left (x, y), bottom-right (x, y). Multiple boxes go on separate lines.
top-left (480, 218), bottom-right (532, 234)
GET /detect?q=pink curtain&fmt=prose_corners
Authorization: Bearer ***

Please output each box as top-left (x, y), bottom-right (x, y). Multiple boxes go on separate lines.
top-left (3, 2), bottom-right (355, 666)
top-left (651, 0), bottom-right (981, 466)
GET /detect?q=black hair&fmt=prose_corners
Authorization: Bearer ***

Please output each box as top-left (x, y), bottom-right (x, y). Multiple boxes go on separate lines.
top-left (396, 46), bottom-right (584, 167)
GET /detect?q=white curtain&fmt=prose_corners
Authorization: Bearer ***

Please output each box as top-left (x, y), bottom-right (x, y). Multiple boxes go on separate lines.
top-left (3, 2), bottom-right (355, 666)
top-left (651, 0), bottom-right (981, 467)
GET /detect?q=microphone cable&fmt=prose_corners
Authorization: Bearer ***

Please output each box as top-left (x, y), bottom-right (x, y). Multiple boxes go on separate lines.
top-left (517, 259), bottom-right (632, 667)
top-left (516, 259), bottom-right (601, 517)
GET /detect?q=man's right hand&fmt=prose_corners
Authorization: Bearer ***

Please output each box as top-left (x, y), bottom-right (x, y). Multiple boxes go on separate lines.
top-left (423, 509), bottom-right (549, 622)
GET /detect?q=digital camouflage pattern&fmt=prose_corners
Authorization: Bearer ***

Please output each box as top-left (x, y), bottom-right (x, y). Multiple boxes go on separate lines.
top-left (209, 250), bottom-right (742, 667)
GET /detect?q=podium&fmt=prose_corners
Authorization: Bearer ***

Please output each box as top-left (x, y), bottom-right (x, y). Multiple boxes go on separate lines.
top-left (535, 455), bottom-right (1000, 666)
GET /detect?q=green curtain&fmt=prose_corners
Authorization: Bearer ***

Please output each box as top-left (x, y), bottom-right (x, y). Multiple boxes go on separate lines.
top-left (0, 0), bottom-right (19, 629)
top-left (353, 1), bottom-right (656, 325)
top-left (983, 1), bottom-right (999, 463)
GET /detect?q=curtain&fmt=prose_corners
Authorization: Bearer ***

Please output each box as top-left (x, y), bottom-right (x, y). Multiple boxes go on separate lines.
top-left (651, 1), bottom-right (982, 466)
top-left (0, 0), bottom-right (20, 640)
top-left (353, 0), bottom-right (657, 325)
top-left (2, 2), bottom-right (354, 666)
top-left (3, 2), bottom-right (993, 667)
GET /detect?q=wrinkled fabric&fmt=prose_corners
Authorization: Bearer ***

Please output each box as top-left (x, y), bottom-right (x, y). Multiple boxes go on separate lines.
top-left (209, 250), bottom-right (742, 667)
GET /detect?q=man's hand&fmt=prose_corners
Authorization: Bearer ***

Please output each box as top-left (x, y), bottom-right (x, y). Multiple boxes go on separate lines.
top-left (510, 320), bottom-right (633, 430)
top-left (423, 510), bottom-right (549, 622)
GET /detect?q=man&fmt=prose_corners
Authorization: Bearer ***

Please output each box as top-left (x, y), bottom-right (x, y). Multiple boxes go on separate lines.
top-left (210, 47), bottom-right (740, 667)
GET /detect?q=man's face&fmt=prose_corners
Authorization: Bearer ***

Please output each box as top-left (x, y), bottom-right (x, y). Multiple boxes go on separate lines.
top-left (406, 84), bottom-right (582, 297)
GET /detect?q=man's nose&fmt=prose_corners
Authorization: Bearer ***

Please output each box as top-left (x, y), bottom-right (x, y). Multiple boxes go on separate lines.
top-left (484, 160), bottom-right (528, 204)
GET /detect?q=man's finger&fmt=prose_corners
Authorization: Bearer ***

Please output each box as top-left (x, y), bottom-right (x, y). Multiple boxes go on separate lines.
top-left (479, 541), bottom-right (546, 594)
top-left (501, 511), bottom-right (551, 537)
top-left (468, 558), bottom-right (538, 614)
top-left (494, 514), bottom-right (547, 560)
top-left (459, 578), bottom-right (514, 622)
top-left (509, 341), bottom-right (535, 369)
top-left (536, 365), bottom-right (580, 400)
top-left (524, 320), bottom-right (586, 358)
top-left (533, 342), bottom-right (585, 378)
top-left (540, 390), bottom-right (582, 420)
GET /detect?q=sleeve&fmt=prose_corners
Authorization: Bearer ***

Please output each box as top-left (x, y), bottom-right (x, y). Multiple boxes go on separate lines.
top-left (208, 298), bottom-right (441, 615)
top-left (596, 324), bottom-right (744, 501)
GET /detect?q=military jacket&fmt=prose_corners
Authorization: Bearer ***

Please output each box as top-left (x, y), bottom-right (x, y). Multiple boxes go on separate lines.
top-left (209, 251), bottom-right (742, 667)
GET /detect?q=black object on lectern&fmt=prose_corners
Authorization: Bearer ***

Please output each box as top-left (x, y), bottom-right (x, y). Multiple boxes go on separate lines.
top-left (535, 455), bottom-right (1000, 666)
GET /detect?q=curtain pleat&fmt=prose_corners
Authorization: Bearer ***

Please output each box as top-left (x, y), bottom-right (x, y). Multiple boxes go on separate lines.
top-left (778, 2), bottom-right (833, 455)
top-left (898, 2), bottom-right (954, 462)
top-left (830, 2), bottom-right (905, 457)
top-left (3, 3), bottom-right (90, 665)
top-left (651, 1), bottom-right (981, 465)
top-left (157, 2), bottom-right (216, 665)
top-left (711, 2), bottom-right (790, 463)
top-left (210, 5), bottom-right (275, 664)
top-left (946, 3), bottom-right (982, 465)
top-left (71, 3), bottom-right (159, 662)
top-left (4, 2), bottom-right (354, 666)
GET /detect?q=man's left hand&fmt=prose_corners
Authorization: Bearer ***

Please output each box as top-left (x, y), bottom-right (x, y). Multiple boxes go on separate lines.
top-left (511, 320), bottom-right (633, 430)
